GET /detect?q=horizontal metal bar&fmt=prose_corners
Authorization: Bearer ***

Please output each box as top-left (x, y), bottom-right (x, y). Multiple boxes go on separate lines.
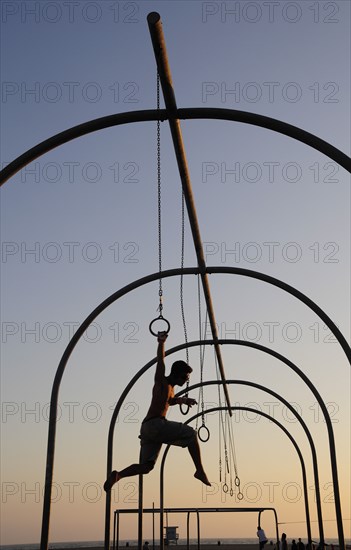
top-left (114, 507), bottom-right (272, 513)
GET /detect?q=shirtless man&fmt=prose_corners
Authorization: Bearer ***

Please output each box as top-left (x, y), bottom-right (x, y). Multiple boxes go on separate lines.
top-left (104, 332), bottom-right (211, 491)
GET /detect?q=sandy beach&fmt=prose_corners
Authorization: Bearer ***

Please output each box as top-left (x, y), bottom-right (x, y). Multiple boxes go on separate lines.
top-left (67, 545), bottom-right (349, 550)
top-left (72, 546), bottom-right (259, 550)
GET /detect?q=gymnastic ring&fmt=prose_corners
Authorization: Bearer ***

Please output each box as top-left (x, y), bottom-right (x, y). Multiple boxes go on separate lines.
top-left (237, 491), bottom-right (244, 500)
top-left (198, 425), bottom-right (210, 443)
top-left (222, 483), bottom-right (229, 493)
top-left (179, 403), bottom-right (190, 415)
top-left (149, 316), bottom-right (171, 336)
top-left (235, 476), bottom-right (240, 487)
top-left (230, 488), bottom-right (234, 497)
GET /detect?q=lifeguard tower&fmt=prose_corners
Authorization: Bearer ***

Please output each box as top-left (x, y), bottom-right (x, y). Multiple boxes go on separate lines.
top-left (164, 526), bottom-right (179, 545)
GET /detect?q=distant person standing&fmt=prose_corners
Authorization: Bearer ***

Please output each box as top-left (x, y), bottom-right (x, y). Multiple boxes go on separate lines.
top-left (257, 526), bottom-right (268, 550)
top-left (281, 533), bottom-right (288, 550)
top-left (143, 542), bottom-right (149, 550)
top-left (291, 540), bottom-right (298, 550)
top-left (297, 539), bottom-right (305, 550)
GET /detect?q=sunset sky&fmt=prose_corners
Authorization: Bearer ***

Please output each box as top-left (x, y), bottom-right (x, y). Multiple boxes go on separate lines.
top-left (1, 0), bottom-right (350, 546)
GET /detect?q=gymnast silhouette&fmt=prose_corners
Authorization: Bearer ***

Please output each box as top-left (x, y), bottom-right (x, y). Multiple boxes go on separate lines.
top-left (104, 332), bottom-right (211, 491)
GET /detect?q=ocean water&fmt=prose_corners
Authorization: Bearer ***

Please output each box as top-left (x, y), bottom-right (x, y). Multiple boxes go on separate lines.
top-left (0, 539), bottom-right (348, 550)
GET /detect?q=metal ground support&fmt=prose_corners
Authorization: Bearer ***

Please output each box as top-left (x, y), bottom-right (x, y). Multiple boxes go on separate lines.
top-left (113, 507), bottom-right (279, 550)
top-left (186, 510), bottom-right (200, 550)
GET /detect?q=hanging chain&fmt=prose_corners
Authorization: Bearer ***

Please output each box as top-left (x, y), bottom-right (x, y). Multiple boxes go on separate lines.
top-left (215, 349), bottom-right (240, 496)
top-left (219, 409), bottom-right (222, 483)
top-left (224, 417), bottom-right (230, 475)
top-left (157, 72), bottom-right (163, 318)
top-left (228, 411), bottom-right (242, 496)
top-left (180, 192), bottom-right (189, 363)
top-left (149, 72), bottom-right (171, 338)
top-left (223, 415), bottom-right (229, 493)
top-left (198, 275), bottom-right (206, 427)
top-left (179, 192), bottom-right (190, 414)
top-left (217, 351), bottom-right (223, 482)
top-left (196, 274), bottom-right (204, 430)
top-left (195, 295), bottom-right (210, 441)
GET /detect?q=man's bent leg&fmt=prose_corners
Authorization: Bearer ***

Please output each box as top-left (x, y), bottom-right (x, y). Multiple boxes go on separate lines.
top-left (157, 420), bottom-right (211, 486)
top-left (187, 435), bottom-right (211, 486)
top-left (104, 462), bottom-right (153, 492)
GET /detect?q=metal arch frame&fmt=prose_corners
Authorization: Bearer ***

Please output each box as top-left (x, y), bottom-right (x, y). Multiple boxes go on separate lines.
top-left (1, 11), bottom-right (348, 550)
top-left (106, 337), bottom-right (347, 550)
top-left (1, 107), bottom-right (350, 187)
top-left (36, 267), bottom-right (350, 550)
top-left (176, 379), bottom-right (325, 545)
top-left (2, 74), bottom-right (349, 550)
top-left (159, 407), bottom-right (311, 550)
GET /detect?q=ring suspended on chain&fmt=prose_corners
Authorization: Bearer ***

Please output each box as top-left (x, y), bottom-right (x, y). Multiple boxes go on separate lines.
top-left (237, 491), bottom-right (244, 500)
top-left (198, 424), bottom-right (210, 442)
top-left (149, 316), bottom-right (171, 336)
top-left (235, 475), bottom-right (240, 487)
top-left (230, 487), bottom-right (234, 497)
top-left (222, 483), bottom-right (229, 493)
top-left (180, 402), bottom-right (190, 415)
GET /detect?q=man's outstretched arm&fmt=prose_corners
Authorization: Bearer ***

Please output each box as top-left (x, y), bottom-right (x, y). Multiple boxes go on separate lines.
top-left (154, 331), bottom-right (167, 382)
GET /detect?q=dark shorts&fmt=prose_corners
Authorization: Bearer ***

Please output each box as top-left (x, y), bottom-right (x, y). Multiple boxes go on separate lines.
top-left (139, 417), bottom-right (196, 466)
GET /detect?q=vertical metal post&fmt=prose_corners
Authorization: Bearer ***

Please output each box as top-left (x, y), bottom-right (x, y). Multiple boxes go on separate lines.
top-left (196, 511), bottom-right (200, 550)
top-left (160, 454), bottom-right (166, 550)
top-left (138, 472), bottom-right (143, 550)
top-left (186, 512), bottom-right (190, 550)
top-left (112, 511), bottom-right (116, 550)
top-left (273, 509), bottom-right (279, 548)
top-left (116, 511), bottom-right (120, 550)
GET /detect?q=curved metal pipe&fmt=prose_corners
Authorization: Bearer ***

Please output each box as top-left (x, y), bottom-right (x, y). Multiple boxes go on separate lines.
top-left (1, 108), bottom-right (350, 186)
top-left (160, 407), bottom-right (312, 544)
top-left (175, 380), bottom-right (324, 545)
